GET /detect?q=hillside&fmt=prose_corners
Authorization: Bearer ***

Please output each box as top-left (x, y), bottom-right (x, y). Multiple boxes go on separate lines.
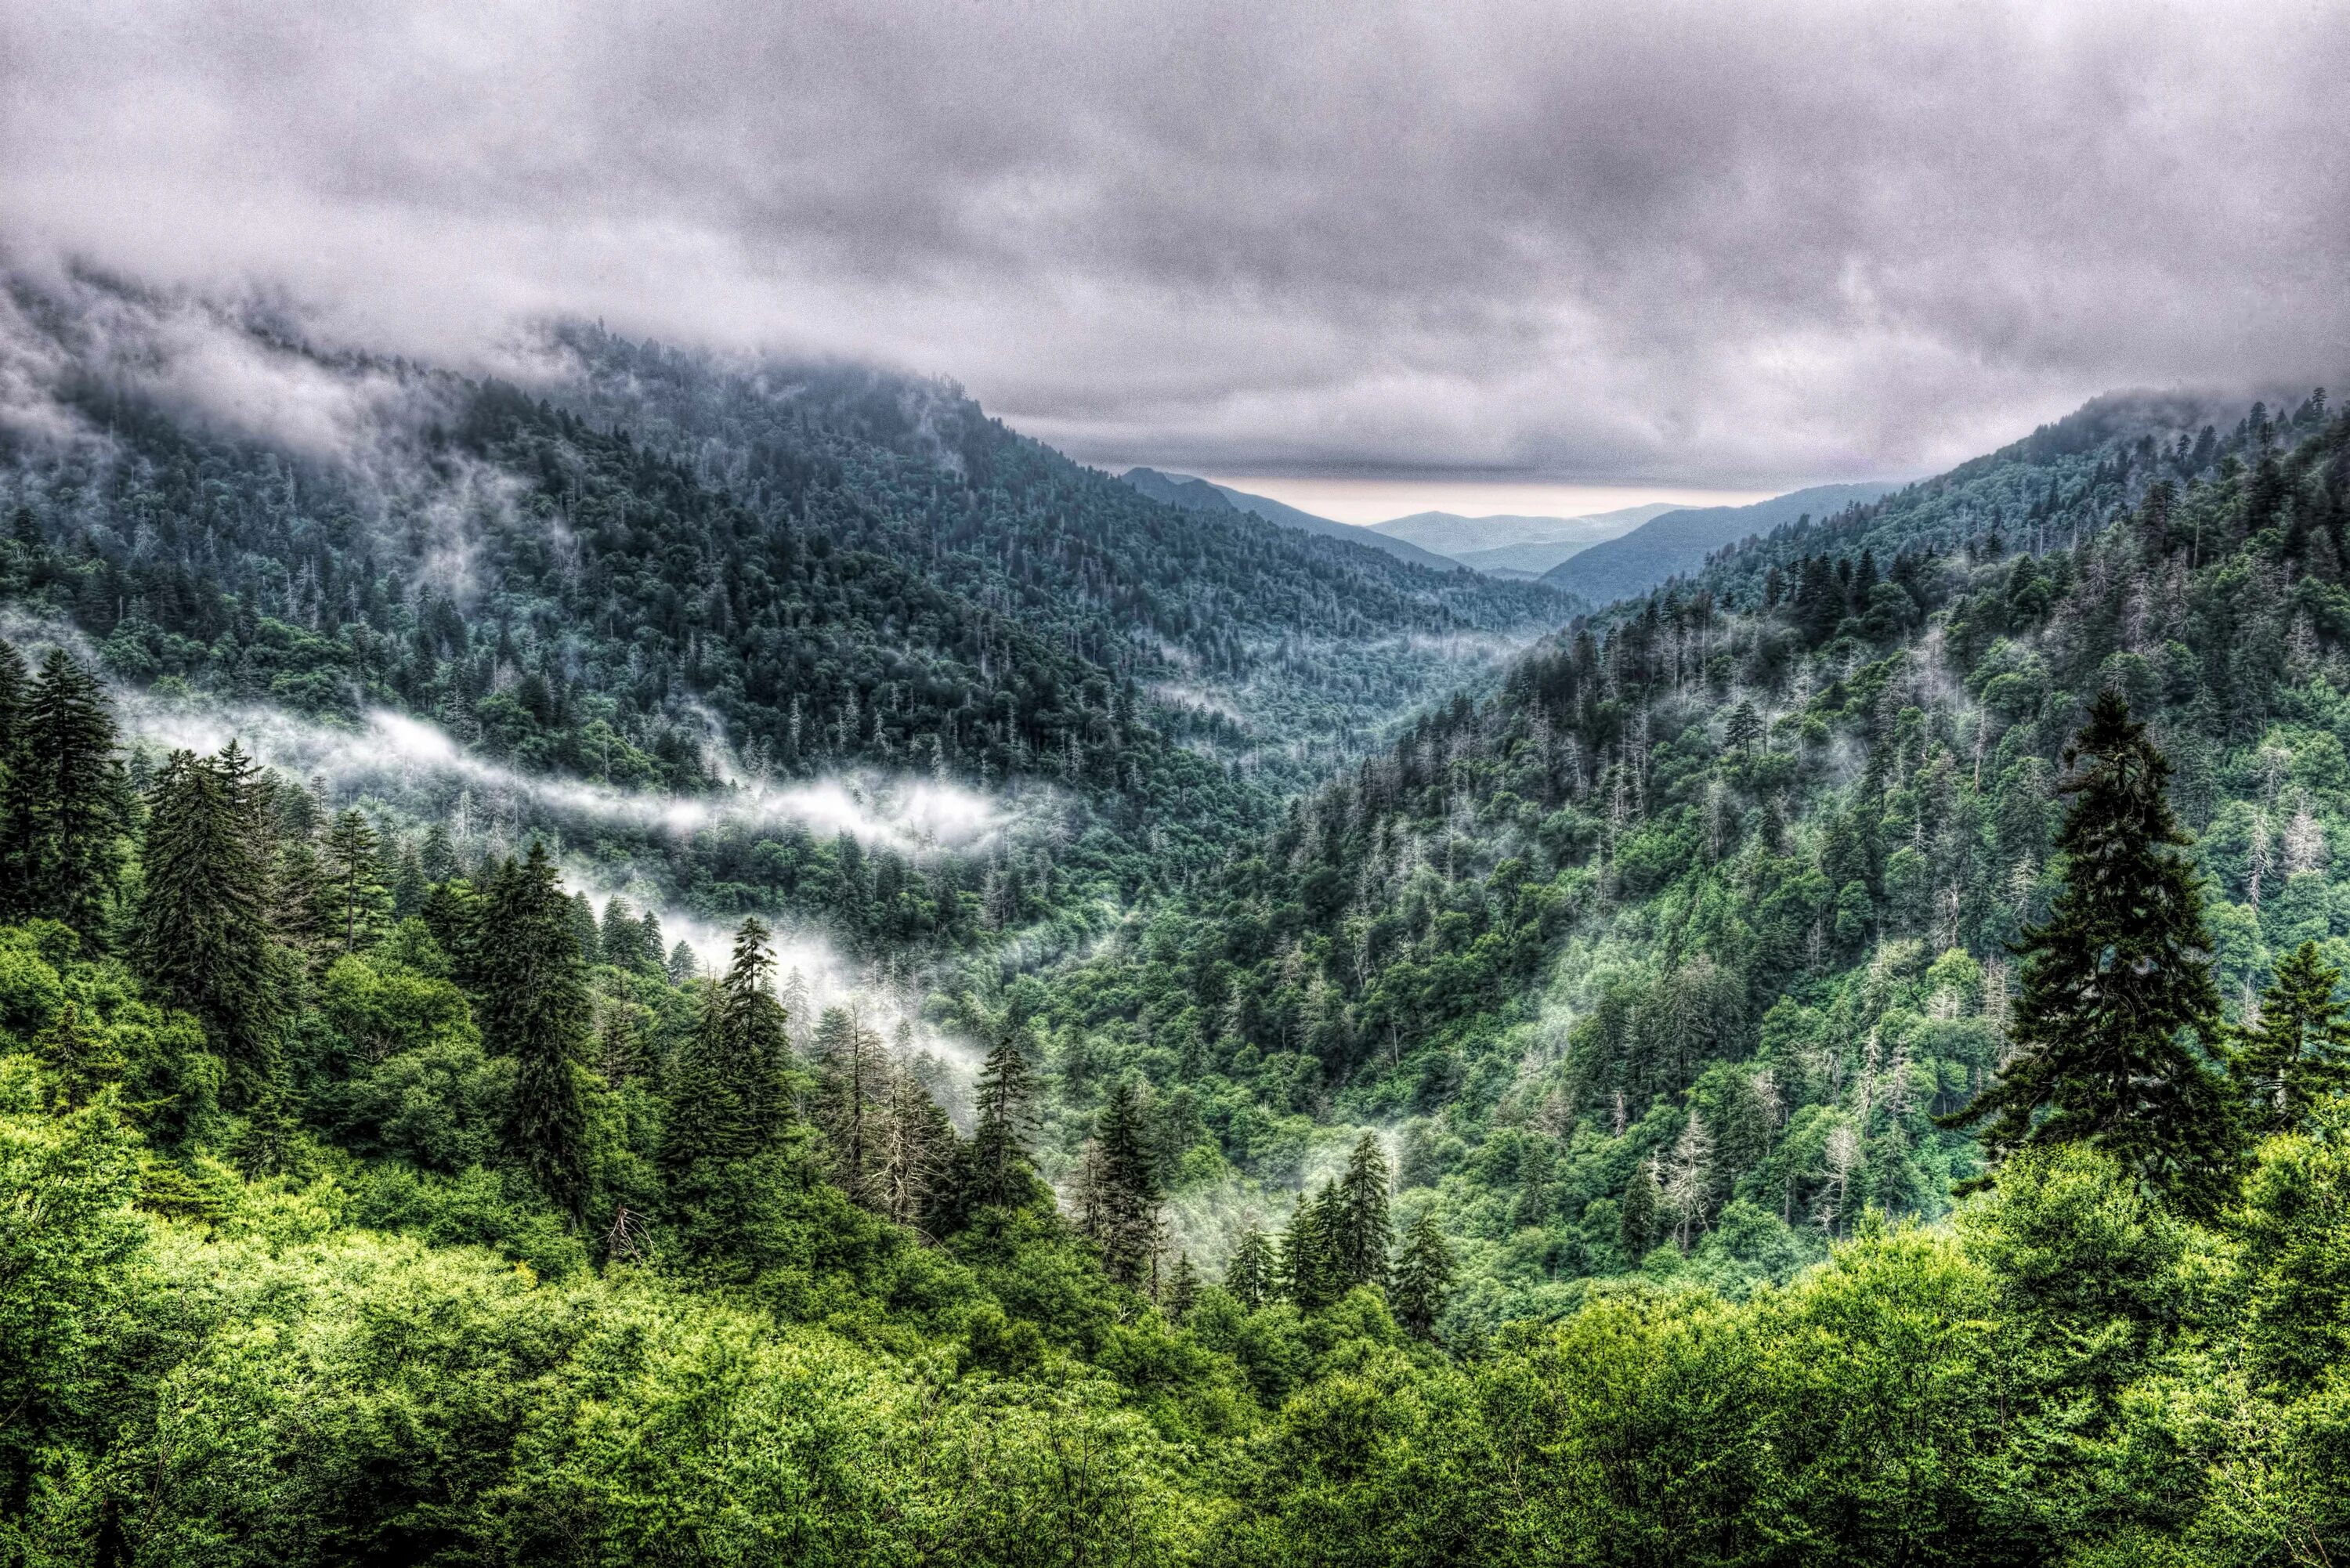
top-left (9, 290), bottom-right (2350, 1562)
top-left (1117, 468), bottom-right (1468, 573)
top-left (1542, 482), bottom-right (1898, 605)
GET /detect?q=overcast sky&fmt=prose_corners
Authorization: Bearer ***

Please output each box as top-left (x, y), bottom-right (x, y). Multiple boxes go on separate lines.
top-left (3, 1), bottom-right (2344, 510)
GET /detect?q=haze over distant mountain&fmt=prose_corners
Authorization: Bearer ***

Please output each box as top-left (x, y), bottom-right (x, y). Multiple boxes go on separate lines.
top-left (1541, 482), bottom-right (1902, 605)
top-left (1368, 503), bottom-right (1679, 563)
top-left (1119, 468), bottom-right (1471, 573)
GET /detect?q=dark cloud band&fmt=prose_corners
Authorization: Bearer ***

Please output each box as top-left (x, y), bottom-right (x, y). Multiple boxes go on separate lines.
top-left (3, 0), bottom-right (2342, 487)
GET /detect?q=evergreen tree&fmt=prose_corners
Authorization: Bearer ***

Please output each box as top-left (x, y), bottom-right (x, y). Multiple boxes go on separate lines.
top-left (1943, 692), bottom-right (2239, 1216)
top-left (1619, 1160), bottom-right (1659, 1258)
top-left (0, 641), bottom-right (26, 895)
top-left (877, 1064), bottom-right (953, 1234)
top-left (135, 748), bottom-right (284, 1099)
top-left (1085, 1078), bottom-right (1162, 1288)
top-left (389, 836), bottom-right (428, 919)
top-left (569, 891), bottom-right (602, 966)
top-left (718, 917), bottom-right (793, 1139)
top-left (813, 1004), bottom-right (888, 1205)
top-left (1281, 1183), bottom-right (1343, 1310)
top-left (967, 1014), bottom-right (1040, 1209)
top-left (1332, 1132), bottom-right (1393, 1290)
top-left (2232, 940), bottom-right (2350, 1135)
top-left (1163, 1252), bottom-right (1199, 1323)
top-left (319, 809), bottom-right (389, 953)
top-left (1725, 700), bottom-right (1763, 756)
top-left (665, 940), bottom-right (697, 984)
top-left (418, 822), bottom-right (457, 882)
top-left (1226, 1223), bottom-right (1275, 1309)
top-left (1389, 1210), bottom-right (1455, 1340)
top-left (6, 651), bottom-right (126, 931)
top-left (475, 841), bottom-right (593, 1219)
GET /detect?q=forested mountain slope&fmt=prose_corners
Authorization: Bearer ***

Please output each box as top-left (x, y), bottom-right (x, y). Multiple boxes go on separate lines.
top-left (0, 273), bottom-right (1575, 932)
top-left (1117, 466), bottom-right (1470, 573)
top-left (1027, 385), bottom-right (2347, 1318)
top-left (1541, 481), bottom-right (1898, 603)
top-left (12, 248), bottom-right (2350, 1562)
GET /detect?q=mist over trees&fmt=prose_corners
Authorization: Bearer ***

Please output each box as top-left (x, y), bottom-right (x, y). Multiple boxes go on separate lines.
top-left (6, 303), bottom-right (2350, 1560)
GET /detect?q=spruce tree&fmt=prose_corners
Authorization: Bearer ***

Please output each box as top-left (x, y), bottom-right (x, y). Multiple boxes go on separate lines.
top-left (0, 641), bottom-right (27, 894)
top-left (475, 841), bottom-right (593, 1219)
top-left (564, 891), bottom-right (598, 965)
top-left (813, 1004), bottom-right (888, 1204)
top-left (1087, 1079), bottom-right (1162, 1288)
top-left (2231, 940), bottom-right (2350, 1135)
top-left (319, 809), bottom-right (389, 953)
top-left (1943, 692), bottom-right (2238, 1215)
top-left (8, 651), bottom-right (126, 932)
top-left (718, 917), bottom-right (794, 1142)
top-left (1619, 1160), bottom-right (1658, 1259)
top-left (967, 1015), bottom-right (1040, 1209)
top-left (1281, 1184), bottom-right (1341, 1310)
top-left (1163, 1252), bottom-right (1199, 1323)
top-left (1332, 1133), bottom-right (1393, 1290)
top-left (136, 748), bottom-right (284, 1100)
top-left (1225, 1223), bottom-right (1275, 1310)
top-left (1389, 1210), bottom-right (1455, 1340)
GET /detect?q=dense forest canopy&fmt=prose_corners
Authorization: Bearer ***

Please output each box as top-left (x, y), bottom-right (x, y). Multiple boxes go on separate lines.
top-left (8, 266), bottom-right (2350, 1562)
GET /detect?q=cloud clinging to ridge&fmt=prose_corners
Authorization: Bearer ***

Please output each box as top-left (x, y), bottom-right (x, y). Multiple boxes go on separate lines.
top-left (2, 0), bottom-right (2343, 488)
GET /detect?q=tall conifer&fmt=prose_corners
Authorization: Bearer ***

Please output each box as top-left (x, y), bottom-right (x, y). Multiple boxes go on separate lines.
top-left (8, 651), bottom-right (126, 931)
top-left (1943, 692), bottom-right (2238, 1214)
top-left (1389, 1210), bottom-right (1455, 1340)
top-left (476, 841), bottom-right (593, 1218)
top-left (2231, 940), bottom-right (2350, 1135)
top-left (136, 748), bottom-right (284, 1099)
top-left (1332, 1133), bottom-right (1393, 1290)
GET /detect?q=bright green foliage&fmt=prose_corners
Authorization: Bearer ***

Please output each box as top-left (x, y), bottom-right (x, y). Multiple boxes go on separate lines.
top-left (1946, 692), bottom-right (2238, 1216)
top-left (472, 841), bottom-right (593, 1218)
top-left (2231, 939), bottom-right (2350, 1134)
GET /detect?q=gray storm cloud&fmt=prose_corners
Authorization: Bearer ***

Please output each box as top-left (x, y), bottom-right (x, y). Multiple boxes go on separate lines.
top-left (2, 0), bottom-right (2344, 488)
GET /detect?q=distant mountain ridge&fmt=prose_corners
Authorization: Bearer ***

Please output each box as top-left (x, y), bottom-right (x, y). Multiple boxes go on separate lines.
top-left (1119, 468), bottom-right (1470, 573)
top-left (1541, 482), bottom-right (1903, 605)
top-left (1368, 503), bottom-right (1677, 559)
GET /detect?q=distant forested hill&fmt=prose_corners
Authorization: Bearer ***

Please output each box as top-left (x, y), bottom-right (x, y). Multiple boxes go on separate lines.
top-left (1117, 466), bottom-right (1470, 573)
top-left (1542, 482), bottom-right (1898, 605)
